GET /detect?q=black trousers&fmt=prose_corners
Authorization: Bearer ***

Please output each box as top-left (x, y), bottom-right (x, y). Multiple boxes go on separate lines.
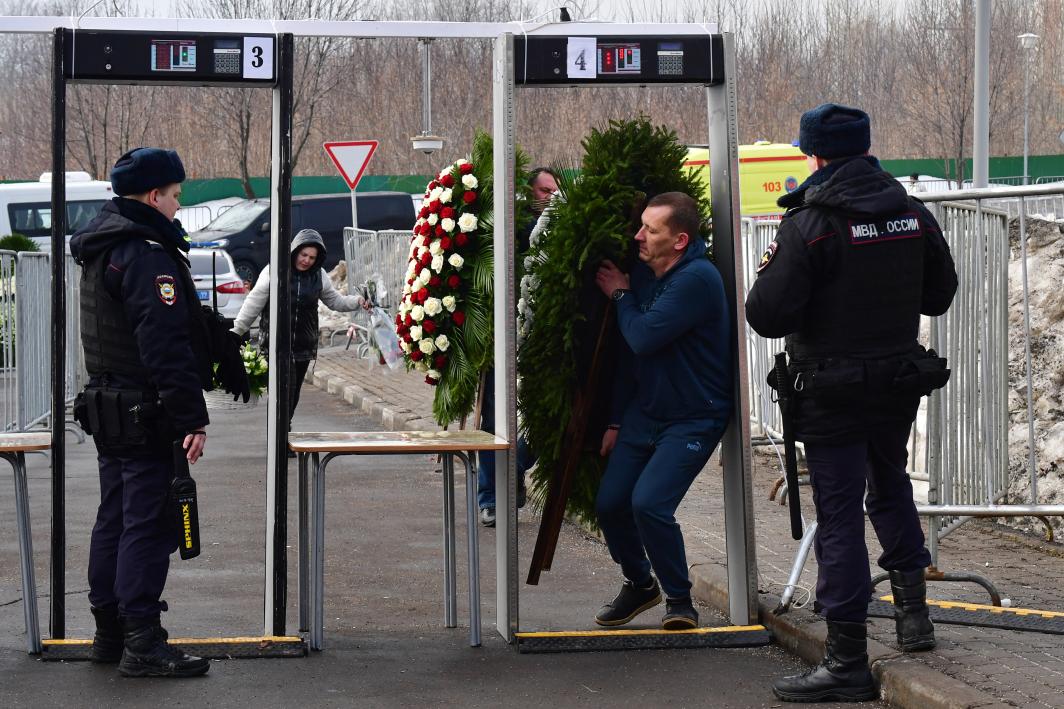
top-left (290, 359), bottom-right (312, 422)
top-left (805, 420), bottom-right (931, 622)
top-left (87, 450), bottom-right (177, 618)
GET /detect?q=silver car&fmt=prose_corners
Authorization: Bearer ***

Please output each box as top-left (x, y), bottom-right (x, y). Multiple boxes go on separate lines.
top-left (189, 248), bottom-right (246, 319)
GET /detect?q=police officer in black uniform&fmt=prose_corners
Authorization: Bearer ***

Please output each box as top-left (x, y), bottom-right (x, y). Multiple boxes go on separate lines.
top-left (71, 147), bottom-right (235, 678)
top-left (745, 105), bottom-right (958, 703)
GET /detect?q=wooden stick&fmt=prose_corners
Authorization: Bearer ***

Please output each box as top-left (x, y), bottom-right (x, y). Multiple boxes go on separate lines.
top-left (527, 301), bottom-right (613, 585)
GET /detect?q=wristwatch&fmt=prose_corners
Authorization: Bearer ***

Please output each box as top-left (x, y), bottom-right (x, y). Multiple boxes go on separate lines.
top-left (611, 288), bottom-right (630, 302)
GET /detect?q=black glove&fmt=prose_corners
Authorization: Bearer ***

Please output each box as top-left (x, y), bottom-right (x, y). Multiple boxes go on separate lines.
top-left (216, 331), bottom-right (251, 403)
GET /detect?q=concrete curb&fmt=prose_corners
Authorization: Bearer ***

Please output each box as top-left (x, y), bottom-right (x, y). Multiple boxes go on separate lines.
top-left (307, 368), bottom-right (437, 431)
top-left (689, 563), bottom-right (1010, 709)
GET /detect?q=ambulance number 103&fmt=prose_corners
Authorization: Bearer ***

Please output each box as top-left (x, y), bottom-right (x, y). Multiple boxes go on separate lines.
top-left (762, 181), bottom-right (783, 193)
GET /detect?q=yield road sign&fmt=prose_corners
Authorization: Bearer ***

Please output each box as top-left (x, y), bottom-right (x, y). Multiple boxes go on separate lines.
top-left (323, 140), bottom-right (378, 189)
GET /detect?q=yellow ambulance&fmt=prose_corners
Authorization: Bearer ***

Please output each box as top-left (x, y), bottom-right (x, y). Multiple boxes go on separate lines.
top-left (685, 141), bottom-right (810, 217)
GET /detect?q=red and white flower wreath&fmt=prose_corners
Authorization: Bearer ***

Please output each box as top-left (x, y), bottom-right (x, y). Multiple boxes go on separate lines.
top-left (395, 158), bottom-right (480, 385)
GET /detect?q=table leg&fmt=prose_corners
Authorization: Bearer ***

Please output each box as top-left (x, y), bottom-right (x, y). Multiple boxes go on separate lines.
top-left (312, 453), bottom-right (326, 651)
top-left (442, 453), bottom-right (457, 628)
top-left (459, 452), bottom-right (481, 647)
top-left (10, 453), bottom-right (41, 654)
top-left (298, 452), bottom-right (309, 633)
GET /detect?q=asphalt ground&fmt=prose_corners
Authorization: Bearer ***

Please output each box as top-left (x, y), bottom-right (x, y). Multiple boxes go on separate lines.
top-left (0, 386), bottom-right (888, 708)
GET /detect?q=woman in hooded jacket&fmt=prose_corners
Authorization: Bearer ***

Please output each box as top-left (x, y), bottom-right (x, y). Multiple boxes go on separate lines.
top-left (232, 228), bottom-right (369, 426)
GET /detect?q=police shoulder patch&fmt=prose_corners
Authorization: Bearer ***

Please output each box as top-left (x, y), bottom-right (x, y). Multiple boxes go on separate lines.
top-left (156, 275), bottom-right (177, 306)
top-left (757, 241), bottom-right (778, 273)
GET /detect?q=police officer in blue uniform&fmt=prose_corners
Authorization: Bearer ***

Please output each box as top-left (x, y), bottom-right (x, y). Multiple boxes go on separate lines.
top-left (746, 105), bottom-right (958, 702)
top-left (71, 147), bottom-right (241, 678)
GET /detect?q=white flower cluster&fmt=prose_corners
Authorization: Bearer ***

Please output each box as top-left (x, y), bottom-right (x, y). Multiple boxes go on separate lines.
top-left (398, 155), bottom-right (481, 383)
top-left (516, 197), bottom-right (559, 346)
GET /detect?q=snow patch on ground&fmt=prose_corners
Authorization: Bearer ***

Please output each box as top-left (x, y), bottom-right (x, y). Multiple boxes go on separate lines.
top-left (1005, 216), bottom-right (1064, 535)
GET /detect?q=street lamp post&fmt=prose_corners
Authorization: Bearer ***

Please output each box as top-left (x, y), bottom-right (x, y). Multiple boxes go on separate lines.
top-left (1018, 32), bottom-right (1039, 185)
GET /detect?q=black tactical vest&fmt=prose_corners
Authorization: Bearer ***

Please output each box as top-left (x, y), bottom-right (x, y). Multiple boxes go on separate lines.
top-left (787, 206), bottom-right (926, 361)
top-left (81, 246), bottom-right (215, 390)
top-left (81, 255), bottom-right (148, 378)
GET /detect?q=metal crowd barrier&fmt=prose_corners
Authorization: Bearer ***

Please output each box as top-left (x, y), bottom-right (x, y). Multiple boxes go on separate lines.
top-left (342, 227), bottom-right (410, 312)
top-left (0, 251), bottom-right (86, 433)
top-left (0, 252), bottom-right (17, 431)
top-left (983, 194), bottom-right (1064, 220)
top-left (739, 218), bottom-right (785, 443)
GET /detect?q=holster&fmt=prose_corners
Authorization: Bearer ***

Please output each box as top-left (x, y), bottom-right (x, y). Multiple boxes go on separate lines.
top-left (73, 386), bottom-right (171, 450)
top-left (892, 347), bottom-right (950, 397)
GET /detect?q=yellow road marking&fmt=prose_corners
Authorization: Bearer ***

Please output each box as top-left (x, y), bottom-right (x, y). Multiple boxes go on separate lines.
top-left (880, 595), bottom-right (1064, 619)
top-left (43, 636), bottom-right (303, 646)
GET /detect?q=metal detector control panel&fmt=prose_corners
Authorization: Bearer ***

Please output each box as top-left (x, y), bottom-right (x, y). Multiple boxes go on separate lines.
top-left (63, 30), bottom-right (276, 86)
top-left (514, 35), bottom-right (723, 86)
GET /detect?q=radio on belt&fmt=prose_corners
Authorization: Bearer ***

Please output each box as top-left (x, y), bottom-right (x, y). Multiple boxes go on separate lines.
top-left (514, 35), bottom-right (724, 86)
top-left (63, 29), bottom-right (277, 86)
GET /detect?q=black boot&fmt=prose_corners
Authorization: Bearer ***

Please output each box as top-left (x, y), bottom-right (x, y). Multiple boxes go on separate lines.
top-left (772, 620), bottom-right (877, 703)
top-left (889, 569), bottom-right (936, 651)
top-left (90, 606), bottom-right (124, 663)
top-left (118, 617), bottom-right (210, 678)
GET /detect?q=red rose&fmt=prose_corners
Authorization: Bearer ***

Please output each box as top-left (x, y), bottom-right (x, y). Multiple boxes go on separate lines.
top-left (440, 206), bottom-right (456, 219)
top-left (440, 174), bottom-right (455, 188)
top-left (419, 222), bottom-right (431, 236)
top-left (455, 233), bottom-right (469, 247)
top-left (435, 225), bottom-right (445, 237)
top-left (404, 314), bottom-right (413, 326)
top-left (439, 236), bottom-right (453, 251)
top-left (462, 191), bottom-right (476, 204)
top-left (418, 207), bottom-right (429, 219)
top-left (410, 350), bottom-right (423, 362)
top-left (422, 319), bottom-right (436, 334)
top-left (395, 313), bottom-right (402, 325)
top-left (434, 355), bottom-right (447, 369)
top-left (452, 311), bottom-right (466, 326)
top-left (459, 163), bottom-right (474, 174)
top-left (428, 181), bottom-right (438, 191)
top-left (447, 275), bottom-right (461, 289)
top-left (429, 200), bottom-right (441, 214)
top-left (418, 289), bottom-right (429, 303)
top-left (420, 251), bottom-right (432, 266)
top-left (425, 375), bottom-right (439, 386)
top-left (429, 275), bottom-right (441, 287)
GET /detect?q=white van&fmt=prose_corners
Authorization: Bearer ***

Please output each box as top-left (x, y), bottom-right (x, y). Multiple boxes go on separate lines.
top-left (0, 172), bottom-right (113, 247)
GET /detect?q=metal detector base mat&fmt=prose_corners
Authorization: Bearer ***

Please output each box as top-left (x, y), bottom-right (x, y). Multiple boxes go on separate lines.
top-left (515, 625), bottom-right (771, 653)
top-left (40, 636), bottom-right (307, 661)
top-left (869, 597), bottom-right (1064, 635)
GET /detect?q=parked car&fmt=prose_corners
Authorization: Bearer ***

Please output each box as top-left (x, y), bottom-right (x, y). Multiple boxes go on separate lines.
top-left (0, 172), bottom-right (113, 248)
top-left (189, 192), bottom-right (416, 284)
top-left (189, 248), bottom-right (246, 320)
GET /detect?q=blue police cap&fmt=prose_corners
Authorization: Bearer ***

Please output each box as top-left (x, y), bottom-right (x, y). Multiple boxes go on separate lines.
top-left (110, 147), bottom-right (186, 197)
top-left (798, 104), bottom-right (871, 160)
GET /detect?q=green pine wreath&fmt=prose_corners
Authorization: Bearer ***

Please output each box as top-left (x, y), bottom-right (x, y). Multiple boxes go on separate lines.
top-left (518, 117), bottom-right (710, 526)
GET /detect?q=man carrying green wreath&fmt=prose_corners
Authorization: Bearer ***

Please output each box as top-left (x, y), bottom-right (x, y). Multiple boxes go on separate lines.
top-left (591, 191), bottom-right (733, 630)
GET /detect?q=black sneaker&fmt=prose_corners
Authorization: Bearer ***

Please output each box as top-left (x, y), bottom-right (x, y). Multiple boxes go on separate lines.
top-left (595, 578), bottom-right (662, 626)
top-left (662, 597), bottom-right (699, 630)
top-left (480, 507), bottom-right (496, 527)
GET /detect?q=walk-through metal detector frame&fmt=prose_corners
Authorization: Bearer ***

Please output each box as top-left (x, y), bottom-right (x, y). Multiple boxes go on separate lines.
top-left (489, 29), bottom-right (760, 650)
top-left (38, 23), bottom-right (301, 657)
top-left (9, 15), bottom-right (759, 654)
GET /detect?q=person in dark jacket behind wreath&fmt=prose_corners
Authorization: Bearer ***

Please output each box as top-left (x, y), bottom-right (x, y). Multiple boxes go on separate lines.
top-left (592, 191), bottom-right (733, 631)
top-left (231, 228), bottom-right (369, 440)
top-left (746, 104), bottom-right (958, 703)
top-left (71, 147), bottom-right (229, 678)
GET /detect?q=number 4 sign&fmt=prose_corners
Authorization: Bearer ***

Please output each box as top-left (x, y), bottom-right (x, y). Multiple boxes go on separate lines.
top-left (567, 37), bottom-right (596, 79)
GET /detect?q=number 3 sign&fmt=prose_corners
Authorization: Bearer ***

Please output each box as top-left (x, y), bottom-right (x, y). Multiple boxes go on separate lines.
top-left (243, 37), bottom-right (274, 80)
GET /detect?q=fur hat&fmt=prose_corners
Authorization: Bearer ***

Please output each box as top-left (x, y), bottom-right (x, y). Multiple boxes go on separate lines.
top-left (798, 104), bottom-right (871, 159)
top-left (110, 147), bottom-right (185, 196)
